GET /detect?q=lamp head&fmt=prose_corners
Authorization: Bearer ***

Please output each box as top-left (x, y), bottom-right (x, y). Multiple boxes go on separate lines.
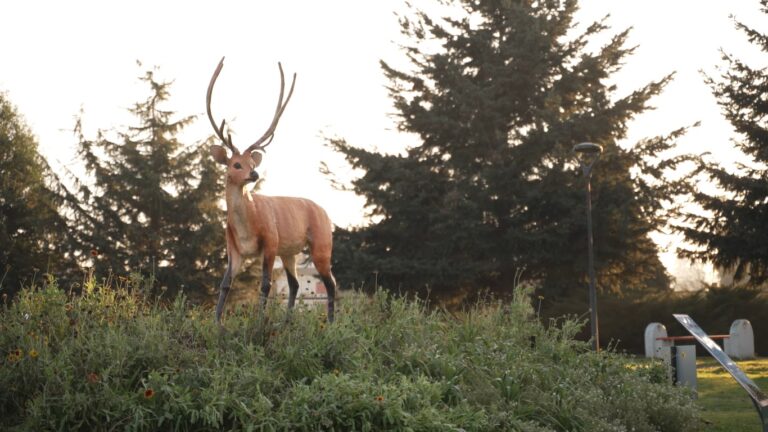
top-left (573, 142), bottom-right (603, 177)
top-left (573, 142), bottom-right (603, 155)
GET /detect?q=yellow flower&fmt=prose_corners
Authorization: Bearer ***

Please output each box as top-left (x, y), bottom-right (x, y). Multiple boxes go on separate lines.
top-left (374, 395), bottom-right (385, 402)
top-left (28, 349), bottom-right (38, 359)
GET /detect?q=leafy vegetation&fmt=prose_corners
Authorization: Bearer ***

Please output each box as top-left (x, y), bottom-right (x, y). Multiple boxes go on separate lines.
top-left (74, 67), bottom-right (225, 299)
top-left (329, 0), bottom-right (694, 298)
top-left (678, 0), bottom-right (768, 286)
top-left (0, 93), bottom-right (85, 296)
top-left (0, 279), bottom-right (702, 431)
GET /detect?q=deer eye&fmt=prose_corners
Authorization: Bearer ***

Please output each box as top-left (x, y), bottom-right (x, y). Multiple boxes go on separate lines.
top-left (233, 162), bottom-right (242, 170)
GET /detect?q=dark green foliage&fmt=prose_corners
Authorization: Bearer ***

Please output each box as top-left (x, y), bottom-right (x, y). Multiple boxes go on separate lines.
top-left (0, 93), bottom-right (83, 296)
top-left (75, 68), bottom-right (225, 298)
top-left (330, 0), bottom-right (692, 297)
top-left (0, 279), bottom-right (703, 431)
top-left (678, 1), bottom-right (768, 286)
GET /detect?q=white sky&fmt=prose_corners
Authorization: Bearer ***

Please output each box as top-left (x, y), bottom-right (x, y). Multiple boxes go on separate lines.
top-left (1, 1), bottom-right (764, 285)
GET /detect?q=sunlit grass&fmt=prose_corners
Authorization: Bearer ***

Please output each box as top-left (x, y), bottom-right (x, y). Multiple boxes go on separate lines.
top-left (698, 358), bottom-right (768, 432)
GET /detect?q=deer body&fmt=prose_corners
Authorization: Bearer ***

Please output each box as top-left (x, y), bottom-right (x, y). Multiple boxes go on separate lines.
top-left (207, 57), bottom-right (336, 324)
top-left (225, 188), bottom-right (333, 260)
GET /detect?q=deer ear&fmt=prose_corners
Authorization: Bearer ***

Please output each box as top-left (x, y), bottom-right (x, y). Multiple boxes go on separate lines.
top-left (250, 151), bottom-right (263, 167)
top-left (210, 145), bottom-right (228, 166)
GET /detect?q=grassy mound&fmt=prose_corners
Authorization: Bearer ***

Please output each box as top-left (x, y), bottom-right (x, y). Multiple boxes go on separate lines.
top-left (1, 278), bottom-right (702, 431)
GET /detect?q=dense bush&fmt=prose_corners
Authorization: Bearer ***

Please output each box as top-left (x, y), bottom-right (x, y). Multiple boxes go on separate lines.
top-left (1, 277), bottom-right (702, 431)
top-left (544, 285), bottom-right (768, 356)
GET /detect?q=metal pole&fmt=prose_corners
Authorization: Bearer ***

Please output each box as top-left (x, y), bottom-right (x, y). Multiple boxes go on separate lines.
top-left (585, 172), bottom-right (599, 352)
top-left (573, 142), bottom-right (602, 353)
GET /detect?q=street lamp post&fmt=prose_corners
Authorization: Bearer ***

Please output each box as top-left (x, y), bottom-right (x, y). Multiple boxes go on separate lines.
top-left (573, 142), bottom-right (603, 352)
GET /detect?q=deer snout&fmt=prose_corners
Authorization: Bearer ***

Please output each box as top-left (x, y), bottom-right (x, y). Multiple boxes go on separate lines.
top-left (248, 170), bottom-right (260, 182)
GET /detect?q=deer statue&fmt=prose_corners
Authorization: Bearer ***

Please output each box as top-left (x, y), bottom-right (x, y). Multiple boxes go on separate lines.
top-left (206, 56), bottom-right (337, 324)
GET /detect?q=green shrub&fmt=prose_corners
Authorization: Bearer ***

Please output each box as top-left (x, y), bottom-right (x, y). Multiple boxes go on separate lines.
top-left (0, 277), bottom-right (702, 431)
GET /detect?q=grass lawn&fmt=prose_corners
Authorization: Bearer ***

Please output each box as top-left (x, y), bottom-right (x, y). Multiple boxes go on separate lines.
top-left (698, 357), bottom-right (768, 431)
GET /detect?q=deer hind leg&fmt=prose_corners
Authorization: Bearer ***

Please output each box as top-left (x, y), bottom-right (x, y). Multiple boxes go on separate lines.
top-left (281, 254), bottom-right (300, 310)
top-left (312, 253), bottom-right (337, 323)
top-left (216, 252), bottom-right (242, 324)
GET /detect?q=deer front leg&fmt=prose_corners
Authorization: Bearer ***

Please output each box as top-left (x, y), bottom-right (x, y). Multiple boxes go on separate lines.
top-left (216, 251), bottom-right (242, 324)
top-left (259, 253), bottom-right (276, 311)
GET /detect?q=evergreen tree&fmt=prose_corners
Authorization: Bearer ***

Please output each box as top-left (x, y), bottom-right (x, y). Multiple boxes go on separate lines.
top-left (679, 1), bottom-right (768, 287)
top-left (330, 0), bottom-right (692, 297)
top-left (76, 67), bottom-right (225, 297)
top-left (0, 93), bottom-right (82, 295)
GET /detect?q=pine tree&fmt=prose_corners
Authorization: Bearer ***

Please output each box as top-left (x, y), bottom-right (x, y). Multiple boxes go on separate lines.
top-left (0, 92), bottom-right (82, 295)
top-left (76, 67), bottom-right (225, 297)
top-left (330, 0), bottom-right (692, 297)
top-left (679, 1), bottom-right (768, 287)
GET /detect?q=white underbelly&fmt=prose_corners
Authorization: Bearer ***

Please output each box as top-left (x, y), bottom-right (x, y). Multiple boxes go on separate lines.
top-left (277, 239), bottom-right (305, 257)
top-left (237, 234), bottom-right (260, 257)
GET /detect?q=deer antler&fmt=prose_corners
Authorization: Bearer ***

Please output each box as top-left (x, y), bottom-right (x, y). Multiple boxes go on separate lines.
top-left (243, 62), bottom-right (297, 154)
top-left (206, 56), bottom-right (238, 154)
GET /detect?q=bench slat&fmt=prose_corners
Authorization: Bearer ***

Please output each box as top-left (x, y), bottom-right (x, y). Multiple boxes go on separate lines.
top-left (656, 335), bottom-right (730, 341)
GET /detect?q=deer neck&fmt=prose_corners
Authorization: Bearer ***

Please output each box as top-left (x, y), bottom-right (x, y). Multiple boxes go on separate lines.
top-left (225, 182), bottom-right (261, 234)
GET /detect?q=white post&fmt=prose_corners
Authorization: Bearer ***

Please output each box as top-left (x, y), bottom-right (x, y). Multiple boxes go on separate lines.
top-left (645, 322), bottom-right (671, 359)
top-left (725, 319), bottom-right (755, 360)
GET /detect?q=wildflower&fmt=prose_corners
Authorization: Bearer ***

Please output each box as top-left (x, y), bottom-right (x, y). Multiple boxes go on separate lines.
top-left (144, 388), bottom-right (155, 399)
top-left (87, 372), bottom-right (99, 384)
top-left (28, 349), bottom-right (38, 359)
top-left (6, 352), bottom-right (19, 363)
top-left (12, 348), bottom-right (22, 358)
top-left (90, 249), bottom-right (99, 257)
top-left (333, 369), bottom-right (340, 376)
top-left (374, 395), bottom-right (385, 402)
top-left (319, 323), bottom-right (325, 330)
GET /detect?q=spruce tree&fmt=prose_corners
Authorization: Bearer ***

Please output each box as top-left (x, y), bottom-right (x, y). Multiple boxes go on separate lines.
top-left (0, 93), bottom-right (82, 295)
top-left (679, 1), bottom-right (768, 286)
top-left (330, 0), bottom-right (692, 297)
top-left (76, 67), bottom-right (225, 297)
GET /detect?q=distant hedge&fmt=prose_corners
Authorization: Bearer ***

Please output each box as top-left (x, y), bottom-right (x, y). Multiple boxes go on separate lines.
top-left (543, 286), bottom-right (768, 356)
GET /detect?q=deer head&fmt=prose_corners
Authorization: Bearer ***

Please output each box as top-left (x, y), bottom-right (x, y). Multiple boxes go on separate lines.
top-left (207, 56), bottom-right (296, 186)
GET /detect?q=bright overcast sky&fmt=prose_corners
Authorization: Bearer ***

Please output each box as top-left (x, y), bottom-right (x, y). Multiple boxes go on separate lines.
top-left (2, 1), bottom-right (765, 284)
